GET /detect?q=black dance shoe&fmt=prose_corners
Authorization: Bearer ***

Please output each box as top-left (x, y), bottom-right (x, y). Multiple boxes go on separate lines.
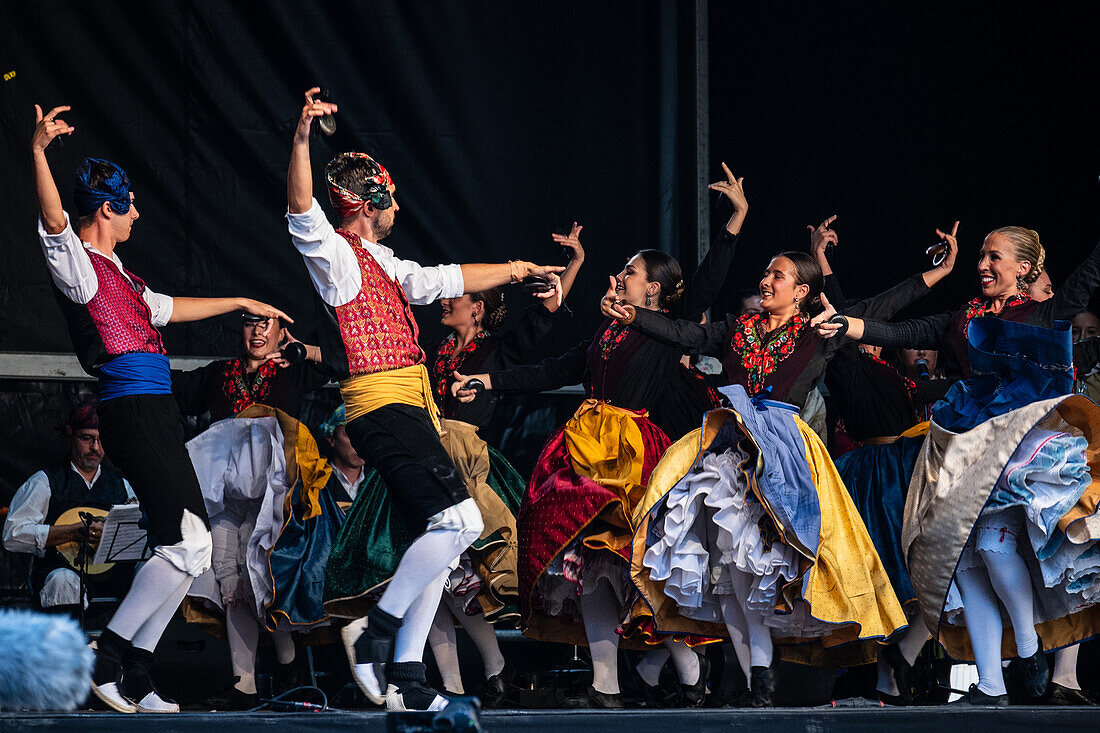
top-left (680, 655), bottom-right (710, 709)
top-left (476, 666), bottom-right (513, 709)
top-left (749, 665), bottom-right (776, 708)
top-left (385, 662), bottom-right (448, 711)
top-left (587, 685), bottom-right (625, 709)
top-left (205, 684), bottom-right (260, 711)
top-left (1018, 640), bottom-right (1049, 698)
top-left (949, 684), bottom-right (1009, 707)
top-left (881, 643), bottom-right (913, 705)
top-left (1044, 682), bottom-right (1099, 706)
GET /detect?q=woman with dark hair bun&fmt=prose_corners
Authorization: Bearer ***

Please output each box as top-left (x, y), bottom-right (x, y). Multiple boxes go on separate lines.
top-left (450, 165), bottom-right (753, 708)
top-left (612, 215), bottom-right (960, 706)
top-left (326, 224), bottom-right (584, 707)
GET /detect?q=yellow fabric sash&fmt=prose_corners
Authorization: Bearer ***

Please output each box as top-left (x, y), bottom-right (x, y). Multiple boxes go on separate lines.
top-left (340, 363), bottom-right (441, 432)
top-left (564, 399), bottom-right (648, 527)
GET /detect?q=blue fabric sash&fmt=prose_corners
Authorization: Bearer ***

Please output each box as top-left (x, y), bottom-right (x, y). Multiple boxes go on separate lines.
top-left (932, 316), bottom-right (1073, 433)
top-left (99, 353), bottom-right (172, 401)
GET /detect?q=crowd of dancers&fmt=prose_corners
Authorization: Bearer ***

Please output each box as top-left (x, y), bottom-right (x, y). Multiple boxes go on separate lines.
top-left (9, 87), bottom-right (1100, 712)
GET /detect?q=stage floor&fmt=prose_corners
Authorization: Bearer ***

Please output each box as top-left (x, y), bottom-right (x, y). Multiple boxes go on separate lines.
top-left (2, 707), bottom-right (1098, 732)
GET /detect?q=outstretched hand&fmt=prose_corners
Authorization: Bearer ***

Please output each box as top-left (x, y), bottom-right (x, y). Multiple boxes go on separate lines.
top-left (241, 299), bottom-right (293, 324)
top-left (809, 293), bottom-right (844, 338)
top-left (931, 220), bottom-right (960, 273)
top-left (295, 87), bottom-right (338, 144)
top-left (600, 275), bottom-right (634, 321)
top-left (552, 222), bottom-right (585, 263)
top-left (32, 105), bottom-right (75, 153)
top-left (808, 215), bottom-right (838, 260)
top-left (708, 162), bottom-right (747, 212)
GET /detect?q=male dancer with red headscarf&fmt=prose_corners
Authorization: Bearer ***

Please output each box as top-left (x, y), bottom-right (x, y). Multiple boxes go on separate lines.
top-left (286, 88), bottom-right (561, 711)
top-left (32, 104), bottom-right (288, 713)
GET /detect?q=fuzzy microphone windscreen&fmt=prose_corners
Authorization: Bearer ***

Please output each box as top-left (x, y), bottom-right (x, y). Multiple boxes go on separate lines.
top-left (0, 609), bottom-right (92, 711)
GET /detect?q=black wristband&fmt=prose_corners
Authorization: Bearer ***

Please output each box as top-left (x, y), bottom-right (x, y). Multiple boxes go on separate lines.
top-left (828, 314), bottom-right (849, 338)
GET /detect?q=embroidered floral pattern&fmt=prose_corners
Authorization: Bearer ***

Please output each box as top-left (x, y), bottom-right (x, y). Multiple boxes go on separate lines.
top-left (728, 312), bottom-right (808, 395)
top-left (961, 293), bottom-right (1032, 336)
top-left (597, 321), bottom-right (630, 361)
top-left (223, 358), bottom-right (278, 415)
top-left (860, 349), bottom-right (916, 394)
top-left (432, 331), bottom-right (487, 401)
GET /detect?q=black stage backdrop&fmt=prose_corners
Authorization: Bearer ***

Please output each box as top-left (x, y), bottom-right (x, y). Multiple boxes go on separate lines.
top-left (0, 3), bottom-right (1098, 499)
top-left (1, 3), bottom-right (1097, 354)
top-left (0, 0), bottom-right (701, 359)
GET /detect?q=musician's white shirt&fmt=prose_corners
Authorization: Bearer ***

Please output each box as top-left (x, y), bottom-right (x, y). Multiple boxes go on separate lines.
top-left (2, 463), bottom-right (135, 557)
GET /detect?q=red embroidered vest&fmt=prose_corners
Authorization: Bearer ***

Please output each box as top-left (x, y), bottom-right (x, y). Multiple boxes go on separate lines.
top-left (333, 230), bottom-right (423, 375)
top-left (83, 252), bottom-right (166, 355)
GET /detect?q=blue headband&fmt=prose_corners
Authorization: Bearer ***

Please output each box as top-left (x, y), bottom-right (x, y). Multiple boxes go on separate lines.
top-left (73, 158), bottom-right (132, 218)
top-left (318, 404), bottom-right (347, 440)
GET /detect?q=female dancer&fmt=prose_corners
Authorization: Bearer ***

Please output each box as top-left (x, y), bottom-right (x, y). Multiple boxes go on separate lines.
top-left (452, 250), bottom-right (707, 708)
top-left (822, 226), bottom-right (1100, 705)
top-left (450, 169), bottom-right (753, 708)
top-left (606, 224), bottom-right (943, 705)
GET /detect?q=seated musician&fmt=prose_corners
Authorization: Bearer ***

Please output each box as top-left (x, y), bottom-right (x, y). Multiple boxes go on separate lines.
top-left (2, 403), bottom-right (135, 615)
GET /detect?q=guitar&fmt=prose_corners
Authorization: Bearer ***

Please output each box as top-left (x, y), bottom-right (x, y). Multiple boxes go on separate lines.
top-left (53, 506), bottom-right (115, 576)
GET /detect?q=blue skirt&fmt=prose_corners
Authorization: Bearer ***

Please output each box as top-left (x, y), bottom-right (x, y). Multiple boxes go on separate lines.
top-left (834, 436), bottom-right (924, 608)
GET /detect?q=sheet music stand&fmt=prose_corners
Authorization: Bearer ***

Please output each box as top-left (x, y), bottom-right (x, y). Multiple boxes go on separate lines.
top-left (97, 517), bottom-right (152, 564)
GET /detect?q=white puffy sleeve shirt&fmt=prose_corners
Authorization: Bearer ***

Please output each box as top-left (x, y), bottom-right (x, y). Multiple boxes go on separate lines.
top-left (38, 212), bottom-right (174, 327)
top-left (286, 198), bottom-right (464, 307)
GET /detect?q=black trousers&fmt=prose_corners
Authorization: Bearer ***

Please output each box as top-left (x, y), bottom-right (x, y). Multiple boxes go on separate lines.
top-left (345, 403), bottom-right (469, 529)
top-left (97, 393), bottom-right (209, 548)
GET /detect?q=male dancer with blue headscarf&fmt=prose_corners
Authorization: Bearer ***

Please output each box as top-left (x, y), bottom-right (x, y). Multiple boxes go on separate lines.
top-left (31, 104), bottom-right (289, 713)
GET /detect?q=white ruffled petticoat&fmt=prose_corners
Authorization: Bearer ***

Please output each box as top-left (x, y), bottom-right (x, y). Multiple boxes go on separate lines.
top-left (642, 443), bottom-right (832, 637)
top-left (945, 428), bottom-right (1100, 623)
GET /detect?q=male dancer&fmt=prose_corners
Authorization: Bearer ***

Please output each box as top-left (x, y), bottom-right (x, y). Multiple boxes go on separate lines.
top-left (287, 88), bottom-right (561, 711)
top-left (32, 104), bottom-right (289, 713)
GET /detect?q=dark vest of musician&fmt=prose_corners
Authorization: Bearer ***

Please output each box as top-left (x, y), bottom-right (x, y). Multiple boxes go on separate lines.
top-left (31, 463), bottom-right (131, 594)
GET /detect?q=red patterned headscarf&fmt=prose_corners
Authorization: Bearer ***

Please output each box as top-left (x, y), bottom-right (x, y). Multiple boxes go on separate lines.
top-left (325, 152), bottom-right (395, 219)
top-left (58, 402), bottom-right (99, 438)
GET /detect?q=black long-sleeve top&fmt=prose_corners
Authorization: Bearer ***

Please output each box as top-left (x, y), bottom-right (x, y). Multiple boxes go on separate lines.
top-left (429, 303), bottom-right (560, 428)
top-left (627, 274), bottom-right (932, 409)
top-left (486, 229), bottom-right (741, 437)
top-left (859, 237), bottom-right (1100, 378)
top-left (173, 358), bottom-right (333, 422)
top-left (822, 272), bottom-right (934, 440)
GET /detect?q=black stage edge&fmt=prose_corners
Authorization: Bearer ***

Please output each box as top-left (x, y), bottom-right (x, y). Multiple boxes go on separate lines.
top-left (2, 707), bottom-right (1099, 732)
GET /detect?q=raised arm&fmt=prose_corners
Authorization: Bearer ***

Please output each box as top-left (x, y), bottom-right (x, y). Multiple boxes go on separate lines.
top-left (288, 87), bottom-right (335, 215)
top-left (549, 221), bottom-right (586, 312)
top-left (31, 105), bottom-right (74, 234)
top-left (680, 163), bottom-right (748, 321)
top-left (1036, 235), bottom-right (1100, 322)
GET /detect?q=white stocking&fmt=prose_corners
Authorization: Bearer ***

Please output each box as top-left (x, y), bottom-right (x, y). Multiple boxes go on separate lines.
top-left (727, 568), bottom-right (773, 668)
top-left (635, 648), bottom-right (668, 686)
top-left (898, 621), bottom-right (931, 665)
top-left (428, 605), bottom-right (464, 693)
top-left (273, 626), bottom-right (296, 665)
top-left (376, 499), bottom-right (481, 620)
top-left (225, 603), bottom-right (260, 694)
top-left (579, 577), bottom-right (622, 695)
top-left (716, 597), bottom-right (752, 680)
top-left (954, 565), bottom-right (1007, 696)
top-left (664, 639), bottom-right (700, 686)
top-left (978, 548), bottom-right (1039, 658)
top-left (442, 593), bottom-right (505, 678)
top-left (1053, 644), bottom-right (1081, 690)
top-left (394, 570), bottom-right (447, 663)
top-left (106, 555), bottom-right (192, 643)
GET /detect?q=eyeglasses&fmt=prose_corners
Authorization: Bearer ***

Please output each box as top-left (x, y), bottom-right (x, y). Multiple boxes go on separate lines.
top-left (74, 433), bottom-right (102, 446)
